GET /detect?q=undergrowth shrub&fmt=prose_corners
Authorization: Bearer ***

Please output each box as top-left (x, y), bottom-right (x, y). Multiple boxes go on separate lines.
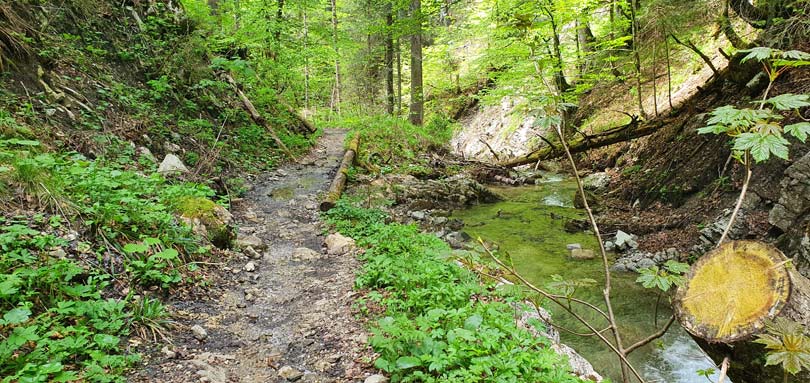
top-left (0, 219), bottom-right (146, 382)
top-left (323, 199), bottom-right (584, 383)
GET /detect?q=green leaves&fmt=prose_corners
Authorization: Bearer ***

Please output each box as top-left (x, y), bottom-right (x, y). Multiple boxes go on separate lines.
top-left (754, 318), bottom-right (810, 375)
top-left (755, 94), bottom-right (810, 111)
top-left (739, 47), bottom-right (774, 63)
top-left (334, 198), bottom-right (581, 382)
top-left (733, 132), bottom-right (790, 163)
top-left (785, 122), bottom-right (810, 143)
top-left (636, 260), bottom-right (689, 292)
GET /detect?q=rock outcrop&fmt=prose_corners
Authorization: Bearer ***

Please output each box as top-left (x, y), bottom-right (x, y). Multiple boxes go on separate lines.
top-left (770, 152), bottom-right (810, 277)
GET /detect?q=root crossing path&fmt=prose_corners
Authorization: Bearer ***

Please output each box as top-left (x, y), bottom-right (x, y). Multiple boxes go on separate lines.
top-left (134, 129), bottom-right (371, 383)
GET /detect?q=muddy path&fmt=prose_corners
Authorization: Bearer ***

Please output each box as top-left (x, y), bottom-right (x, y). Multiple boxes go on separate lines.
top-left (132, 129), bottom-right (371, 383)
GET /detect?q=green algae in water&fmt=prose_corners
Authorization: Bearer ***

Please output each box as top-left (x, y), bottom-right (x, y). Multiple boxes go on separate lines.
top-left (269, 186), bottom-right (295, 200)
top-left (453, 179), bottom-right (725, 383)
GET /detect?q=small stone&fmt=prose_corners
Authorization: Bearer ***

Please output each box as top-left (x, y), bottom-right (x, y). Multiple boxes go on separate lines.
top-left (244, 262), bottom-right (256, 272)
top-left (314, 359), bottom-right (332, 372)
top-left (158, 154), bottom-right (188, 174)
top-left (49, 248), bottom-right (67, 258)
top-left (191, 325), bottom-right (208, 341)
top-left (236, 235), bottom-right (265, 250)
top-left (604, 241), bottom-right (616, 252)
top-left (614, 230), bottom-right (635, 250)
top-left (637, 258), bottom-right (656, 269)
top-left (582, 172), bottom-right (610, 190)
top-left (161, 345), bottom-right (176, 359)
top-left (278, 366), bottom-right (303, 381)
top-left (365, 375), bottom-right (388, 383)
top-left (410, 211), bottom-right (427, 220)
top-left (292, 247), bottom-right (321, 261)
top-left (325, 233), bottom-right (356, 255)
top-left (245, 246), bottom-right (262, 259)
top-left (566, 243), bottom-right (582, 250)
top-left (569, 249), bottom-right (595, 260)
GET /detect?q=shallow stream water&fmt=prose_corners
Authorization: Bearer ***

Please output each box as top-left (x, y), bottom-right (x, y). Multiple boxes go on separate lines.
top-left (452, 175), bottom-right (726, 383)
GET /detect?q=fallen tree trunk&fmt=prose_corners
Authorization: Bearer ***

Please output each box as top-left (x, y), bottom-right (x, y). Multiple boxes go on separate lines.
top-left (278, 98), bottom-right (317, 134)
top-left (320, 134), bottom-right (360, 211)
top-left (674, 240), bottom-right (810, 383)
top-left (222, 73), bottom-right (295, 159)
top-left (498, 117), bottom-right (668, 168)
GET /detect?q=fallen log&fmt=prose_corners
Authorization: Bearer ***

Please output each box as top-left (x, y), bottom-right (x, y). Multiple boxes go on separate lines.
top-left (498, 117), bottom-right (668, 168)
top-left (221, 73), bottom-right (295, 159)
top-left (279, 98), bottom-right (317, 134)
top-left (320, 134), bottom-right (360, 211)
top-left (673, 240), bottom-right (810, 383)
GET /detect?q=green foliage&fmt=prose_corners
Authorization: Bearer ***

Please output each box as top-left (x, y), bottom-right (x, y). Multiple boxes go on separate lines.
top-left (122, 238), bottom-right (182, 288)
top-left (0, 220), bottom-right (146, 382)
top-left (0, 144), bottom-right (215, 250)
top-left (324, 199), bottom-right (584, 383)
top-left (320, 115), bottom-right (453, 175)
top-left (636, 260), bottom-right (689, 292)
top-left (754, 318), bottom-right (810, 377)
top-left (698, 48), bottom-right (810, 163)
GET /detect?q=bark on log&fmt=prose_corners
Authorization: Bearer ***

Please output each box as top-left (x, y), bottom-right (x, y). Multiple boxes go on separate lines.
top-left (674, 240), bottom-right (810, 383)
top-left (222, 74), bottom-right (295, 159)
top-left (320, 134), bottom-right (360, 212)
top-left (498, 117), bottom-right (665, 168)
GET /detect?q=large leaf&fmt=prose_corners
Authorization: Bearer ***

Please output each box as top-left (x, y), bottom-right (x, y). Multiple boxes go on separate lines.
top-left (756, 94), bottom-right (810, 111)
top-left (396, 356), bottom-right (422, 370)
top-left (2, 307), bottom-right (31, 325)
top-left (733, 132), bottom-right (790, 162)
top-left (785, 122), bottom-right (810, 143)
top-left (739, 47), bottom-right (773, 63)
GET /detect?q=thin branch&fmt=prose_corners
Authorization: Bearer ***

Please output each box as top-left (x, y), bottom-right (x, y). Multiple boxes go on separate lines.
top-left (717, 357), bottom-right (730, 383)
top-left (670, 33), bottom-right (720, 77)
top-left (555, 123), bottom-right (631, 382)
top-left (625, 315), bottom-right (676, 354)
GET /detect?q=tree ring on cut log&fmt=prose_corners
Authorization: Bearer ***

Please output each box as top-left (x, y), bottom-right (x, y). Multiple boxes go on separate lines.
top-left (673, 240), bottom-right (791, 343)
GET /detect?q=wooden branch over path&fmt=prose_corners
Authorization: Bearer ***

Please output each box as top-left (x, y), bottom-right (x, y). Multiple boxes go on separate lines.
top-left (222, 73), bottom-right (296, 159)
top-left (498, 117), bottom-right (668, 168)
top-left (320, 134), bottom-right (360, 211)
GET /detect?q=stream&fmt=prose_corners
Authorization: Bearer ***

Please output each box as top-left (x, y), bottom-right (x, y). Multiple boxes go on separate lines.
top-left (452, 174), bottom-right (726, 383)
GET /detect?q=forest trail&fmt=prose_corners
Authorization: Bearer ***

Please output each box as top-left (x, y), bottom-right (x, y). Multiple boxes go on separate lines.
top-left (132, 129), bottom-right (370, 383)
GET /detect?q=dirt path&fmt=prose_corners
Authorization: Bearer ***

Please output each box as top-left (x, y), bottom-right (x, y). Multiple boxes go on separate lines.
top-left (133, 129), bottom-right (371, 383)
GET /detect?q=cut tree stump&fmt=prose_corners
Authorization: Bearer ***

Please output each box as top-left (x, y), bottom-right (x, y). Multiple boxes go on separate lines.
top-left (674, 239), bottom-right (810, 382)
top-left (674, 240), bottom-right (792, 343)
top-left (319, 134), bottom-right (360, 212)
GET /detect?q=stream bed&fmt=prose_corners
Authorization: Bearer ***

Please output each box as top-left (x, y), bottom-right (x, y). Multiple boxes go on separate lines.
top-left (452, 175), bottom-right (726, 382)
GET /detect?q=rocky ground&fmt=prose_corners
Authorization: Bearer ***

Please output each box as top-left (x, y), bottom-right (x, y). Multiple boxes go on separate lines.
top-left (130, 129), bottom-right (378, 383)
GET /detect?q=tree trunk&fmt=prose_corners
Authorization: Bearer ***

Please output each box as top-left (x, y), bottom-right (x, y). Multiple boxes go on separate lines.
top-left (320, 134), bottom-right (360, 211)
top-left (385, 4), bottom-right (395, 115)
top-left (538, 3), bottom-right (569, 94)
top-left (396, 37), bottom-right (402, 115)
top-left (331, 0), bottom-right (342, 115)
top-left (631, 0), bottom-right (645, 117)
top-left (499, 115), bottom-right (663, 168)
top-left (675, 241), bottom-right (810, 383)
top-left (409, 0), bottom-right (424, 126)
top-left (577, 20), bottom-right (595, 75)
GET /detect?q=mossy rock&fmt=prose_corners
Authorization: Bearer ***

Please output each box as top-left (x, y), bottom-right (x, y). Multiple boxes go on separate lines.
top-left (176, 196), bottom-right (236, 249)
top-left (573, 190), bottom-right (600, 210)
top-left (674, 240), bottom-right (792, 343)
